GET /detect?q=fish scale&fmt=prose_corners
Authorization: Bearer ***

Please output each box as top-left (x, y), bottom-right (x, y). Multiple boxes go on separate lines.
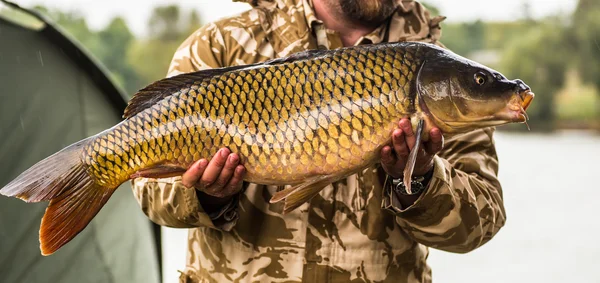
top-left (84, 45), bottom-right (422, 188)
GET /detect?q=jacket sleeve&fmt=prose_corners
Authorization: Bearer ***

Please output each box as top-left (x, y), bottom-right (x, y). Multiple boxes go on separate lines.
top-left (131, 23), bottom-right (241, 230)
top-left (383, 127), bottom-right (507, 253)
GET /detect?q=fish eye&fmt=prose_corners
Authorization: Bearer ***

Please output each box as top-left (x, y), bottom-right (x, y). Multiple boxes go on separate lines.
top-left (474, 72), bottom-right (487, 86)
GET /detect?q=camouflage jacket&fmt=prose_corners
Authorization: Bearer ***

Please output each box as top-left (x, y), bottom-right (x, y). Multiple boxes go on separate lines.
top-left (132, 1), bottom-right (506, 282)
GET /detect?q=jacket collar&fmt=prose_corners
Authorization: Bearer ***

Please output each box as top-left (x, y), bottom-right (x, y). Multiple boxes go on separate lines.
top-left (233, 0), bottom-right (445, 56)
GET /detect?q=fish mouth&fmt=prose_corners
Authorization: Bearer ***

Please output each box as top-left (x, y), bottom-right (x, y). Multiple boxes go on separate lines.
top-left (521, 90), bottom-right (534, 111)
top-left (497, 90), bottom-right (535, 123)
top-left (516, 89), bottom-right (534, 122)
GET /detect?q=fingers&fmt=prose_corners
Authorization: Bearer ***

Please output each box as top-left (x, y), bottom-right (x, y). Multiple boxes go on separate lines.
top-left (182, 148), bottom-right (246, 198)
top-left (224, 165), bottom-right (246, 192)
top-left (392, 129), bottom-right (409, 157)
top-left (199, 148), bottom-right (232, 188)
top-left (399, 118), bottom-right (416, 150)
top-left (381, 118), bottom-right (443, 177)
top-left (182, 159), bottom-right (208, 188)
top-left (209, 153), bottom-right (241, 189)
top-left (380, 145), bottom-right (395, 166)
top-left (399, 118), bottom-right (444, 154)
top-left (380, 146), bottom-right (401, 178)
top-left (425, 128), bottom-right (444, 154)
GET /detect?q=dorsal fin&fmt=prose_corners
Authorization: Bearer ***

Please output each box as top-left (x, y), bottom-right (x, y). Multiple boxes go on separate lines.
top-left (123, 65), bottom-right (253, 118)
top-left (123, 48), bottom-right (333, 118)
top-left (263, 48), bottom-right (330, 65)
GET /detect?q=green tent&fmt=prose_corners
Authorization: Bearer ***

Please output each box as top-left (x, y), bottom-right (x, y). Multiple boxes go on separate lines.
top-left (0, 1), bottom-right (161, 282)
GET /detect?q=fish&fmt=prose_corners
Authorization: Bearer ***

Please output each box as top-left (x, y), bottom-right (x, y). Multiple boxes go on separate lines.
top-left (0, 42), bottom-right (534, 256)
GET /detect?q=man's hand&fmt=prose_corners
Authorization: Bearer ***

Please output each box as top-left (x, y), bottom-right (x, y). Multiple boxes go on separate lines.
top-left (182, 148), bottom-right (246, 199)
top-left (380, 118), bottom-right (444, 179)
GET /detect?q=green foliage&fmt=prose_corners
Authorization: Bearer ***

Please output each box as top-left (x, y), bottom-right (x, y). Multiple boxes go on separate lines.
top-left (500, 20), bottom-right (570, 122)
top-left (483, 21), bottom-right (534, 50)
top-left (555, 70), bottom-right (600, 121)
top-left (440, 22), bottom-right (474, 57)
top-left (130, 5), bottom-right (203, 89)
top-left (442, 0), bottom-right (599, 126)
top-left (464, 20), bottom-right (485, 51)
top-left (31, 6), bottom-right (140, 94)
top-left (441, 21), bottom-right (534, 58)
top-left (572, 1), bottom-right (600, 91)
top-left (96, 17), bottom-right (139, 94)
top-left (6, 0), bottom-right (598, 129)
top-left (33, 6), bottom-right (101, 51)
top-left (499, 0), bottom-right (600, 125)
top-left (148, 5), bottom-right (184, 41)
top-left (126, 40), bottom-right (182, 87)
top-left (26, 5), bottom-right (202, 96)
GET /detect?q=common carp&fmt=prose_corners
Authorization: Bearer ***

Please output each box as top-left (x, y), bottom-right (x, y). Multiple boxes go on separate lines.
top-left (0, 42), bottom-right (533, 255)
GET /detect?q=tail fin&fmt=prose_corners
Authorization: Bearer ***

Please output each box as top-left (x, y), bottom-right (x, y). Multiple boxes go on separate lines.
top-left (0, 138), bottom-right (115, 256)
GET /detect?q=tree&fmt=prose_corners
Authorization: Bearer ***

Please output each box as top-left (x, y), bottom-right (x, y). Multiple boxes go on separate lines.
top-left (126, 40), bottom-right (182, 86)
top-left (500, 20), bottom-right (570, 124)
top-left (97, 17), bottom-right (140, 94)
top-left (33, 6), bottom-right (101, 52)
top-left (521, 0), bottom-right (533, 22)
top-left (571, 0), bottom-right (600, 94)
top-left (440, 20), bottom-right (485, 57)
top-left (187, 10), bottom-right (201, 34)
top-left (128, 5), bottom-right (203, 87)
top-left (464, 20), bottom-right (485, 51)
top-left (31, 6), bottom-right (142, 95)
top-left (148, 5), bottom-right (185, 41)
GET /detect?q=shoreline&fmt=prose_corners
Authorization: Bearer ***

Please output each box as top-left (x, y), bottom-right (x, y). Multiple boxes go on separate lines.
top-left (498, 121), bottom-right (600, 135)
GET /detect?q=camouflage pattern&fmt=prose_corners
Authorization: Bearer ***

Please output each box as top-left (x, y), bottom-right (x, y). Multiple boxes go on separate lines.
top-left (132, 0), bottom-right (506, 282)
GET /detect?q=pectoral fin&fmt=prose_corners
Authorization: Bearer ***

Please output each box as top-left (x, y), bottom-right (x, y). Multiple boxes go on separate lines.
top-left (270, 175), bottom-right (331, 203)
top-left (130, 164), bottom-right (188, 179)
top-left (270, 175), bottom-right (336, 213)
top-left (403, 119), bottom-right (425, 194)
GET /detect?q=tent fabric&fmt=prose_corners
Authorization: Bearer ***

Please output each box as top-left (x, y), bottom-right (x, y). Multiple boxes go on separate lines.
top-left (0, 2), bottom-right (161, 283)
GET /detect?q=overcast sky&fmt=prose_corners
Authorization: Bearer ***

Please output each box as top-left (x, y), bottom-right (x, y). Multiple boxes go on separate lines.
top-left (9, 0), bottom-right (577, 36)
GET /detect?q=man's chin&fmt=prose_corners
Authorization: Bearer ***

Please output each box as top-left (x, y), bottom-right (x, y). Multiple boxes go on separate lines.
top-left (339, 0), bottom-right (397, 24)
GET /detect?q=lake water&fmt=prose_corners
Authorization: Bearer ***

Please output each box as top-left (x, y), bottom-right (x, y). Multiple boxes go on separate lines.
top-left (162, 131), bottom-right (600, 283)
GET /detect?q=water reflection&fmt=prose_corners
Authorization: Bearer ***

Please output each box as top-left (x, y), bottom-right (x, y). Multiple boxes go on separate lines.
top-left (429, 130), bottom-right (599, 282)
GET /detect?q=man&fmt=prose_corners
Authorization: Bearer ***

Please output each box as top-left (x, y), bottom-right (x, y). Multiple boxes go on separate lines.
top-left (133, 0), bottom-right (506, 282)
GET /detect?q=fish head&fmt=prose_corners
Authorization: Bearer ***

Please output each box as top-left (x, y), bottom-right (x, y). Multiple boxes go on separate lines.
top-left (416, 45), bottom-right (534, 133)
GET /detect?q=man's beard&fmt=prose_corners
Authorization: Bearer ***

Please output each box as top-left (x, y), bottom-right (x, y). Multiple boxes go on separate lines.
top-left (338, 0), bottom-right (398, 26)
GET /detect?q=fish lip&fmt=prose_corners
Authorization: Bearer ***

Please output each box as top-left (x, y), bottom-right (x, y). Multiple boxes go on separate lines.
top-left (497, 90), bottom-right (534, 123)
top-left (520, 90), bottom-right (535, 111)
top-left (514, 113), bottom-right (527, 122)
top-left (504, 89), bottom-right (534, 122)
top-left (496, 109), bottom-right (526, 123)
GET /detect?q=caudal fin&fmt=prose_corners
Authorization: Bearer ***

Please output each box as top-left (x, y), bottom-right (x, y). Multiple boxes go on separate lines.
top-left (0, 137), bottom-right (115, 256)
